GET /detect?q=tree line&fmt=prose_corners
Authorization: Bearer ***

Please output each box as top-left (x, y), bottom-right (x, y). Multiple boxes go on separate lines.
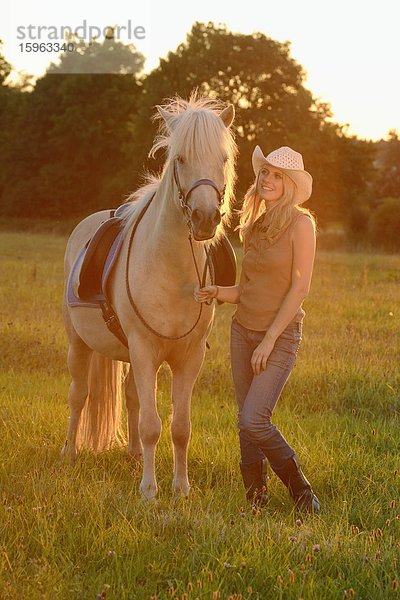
top-left (0, 23), bottom-right (399, 248)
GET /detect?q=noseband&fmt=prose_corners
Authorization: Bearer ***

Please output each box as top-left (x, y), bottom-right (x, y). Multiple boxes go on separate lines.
top-left (173, 157), bottom-right (225, 228)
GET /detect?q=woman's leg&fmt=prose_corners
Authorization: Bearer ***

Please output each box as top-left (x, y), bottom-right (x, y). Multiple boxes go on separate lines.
top-left (238, 322), bottom-right (320, 512)
top-left (230, 319), bottom-right (267, 506)
top-left (230, 319), bottom-right (266, 465)
top-left (237, 327), bottom-right (298, 471)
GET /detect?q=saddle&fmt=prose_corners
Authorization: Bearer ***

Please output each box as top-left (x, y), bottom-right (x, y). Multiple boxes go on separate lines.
top-left (67, 207), bottom-right (237, 345)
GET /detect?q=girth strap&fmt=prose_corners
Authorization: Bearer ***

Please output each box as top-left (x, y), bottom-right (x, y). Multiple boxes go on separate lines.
top-left (99, 300), bottom-right (128, 347)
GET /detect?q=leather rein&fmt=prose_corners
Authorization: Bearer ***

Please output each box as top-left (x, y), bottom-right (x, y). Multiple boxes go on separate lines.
top-left (123, 157), bottom-right (224, 341)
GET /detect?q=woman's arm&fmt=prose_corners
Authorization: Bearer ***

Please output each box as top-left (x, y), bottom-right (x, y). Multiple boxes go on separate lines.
top-left (251, 216), bottom-right (316, 375)
top-left (194, 284), bottom-right (241, 304)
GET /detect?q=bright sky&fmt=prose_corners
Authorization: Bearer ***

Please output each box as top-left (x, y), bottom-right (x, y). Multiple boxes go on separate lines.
top-left (2, 0), bottom-right (400, 141)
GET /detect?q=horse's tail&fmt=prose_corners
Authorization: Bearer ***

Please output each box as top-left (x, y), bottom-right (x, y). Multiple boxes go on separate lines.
top-left (77, 353), bottom-right (126, 452)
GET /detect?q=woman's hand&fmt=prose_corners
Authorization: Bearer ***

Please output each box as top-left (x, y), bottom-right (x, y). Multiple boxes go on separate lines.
top-left (193, 284), bottom-right (218, 303)
top-left (251, 336), bottom-right (275, 375)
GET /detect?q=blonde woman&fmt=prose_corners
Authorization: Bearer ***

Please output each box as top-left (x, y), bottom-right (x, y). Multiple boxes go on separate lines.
top-left (195, 146), bottom-right (320, 513)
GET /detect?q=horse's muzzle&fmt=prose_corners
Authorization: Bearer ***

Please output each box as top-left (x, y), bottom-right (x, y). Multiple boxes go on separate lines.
top-left (191, 208), bottom-right (221, 241)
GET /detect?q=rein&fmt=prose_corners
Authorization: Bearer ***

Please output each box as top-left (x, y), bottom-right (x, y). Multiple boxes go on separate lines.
top-left (124, 188), bottom-right (214, 342)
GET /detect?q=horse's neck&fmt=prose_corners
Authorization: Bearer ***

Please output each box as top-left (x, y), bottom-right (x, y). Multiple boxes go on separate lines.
top-left (139, 177), bottom-right (206, 274)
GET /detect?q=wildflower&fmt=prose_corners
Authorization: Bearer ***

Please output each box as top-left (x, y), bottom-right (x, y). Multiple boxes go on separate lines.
top-left (107, 550), bottom-right (115, 557)
top-left (241, 561), bottom-right (247, 569)
top-left (197, 580), bottom-right (203, 589)
top-left (288, 569), bottom-right (295, 583)
top-left (295, 518), bottom-right (302, 527)
top-left (224, 562), bottom-right (233, 569)
top-left (305, 553), bottom-right (312, 562)
top-left (391, 500), bottom-right (396, 508)
top-left (276, 575), bottom-right (283, 588)
top-left (313, 544), bottom-right (321, 553)
top-left (289, 535), bottom-right (297, 542)
top-left (351, 525), bottom-right (360, 534)
top-left (207, 572), bottom-right (213, 582)
top-left (393, 580), bottom-right (398, 590)
top-left (344, 589), bottom-right (356, 598)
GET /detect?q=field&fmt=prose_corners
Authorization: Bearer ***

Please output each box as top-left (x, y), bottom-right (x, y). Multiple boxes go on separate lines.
top-left (0, 231), bottom-right (399, 600)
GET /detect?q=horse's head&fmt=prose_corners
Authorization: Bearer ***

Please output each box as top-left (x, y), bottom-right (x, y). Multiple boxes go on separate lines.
top-left (154, 97), bottom-right (237, 241)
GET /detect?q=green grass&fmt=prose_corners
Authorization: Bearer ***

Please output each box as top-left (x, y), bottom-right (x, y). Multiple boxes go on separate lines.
top-left (0, 231), bottom-right (399, 599)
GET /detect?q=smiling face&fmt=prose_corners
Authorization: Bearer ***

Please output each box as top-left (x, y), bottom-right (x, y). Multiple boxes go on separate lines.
top-left (257, 164), bottom-right (284, 205)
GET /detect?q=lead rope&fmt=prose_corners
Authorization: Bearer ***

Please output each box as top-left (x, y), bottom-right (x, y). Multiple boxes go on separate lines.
top-left (125, 196), bottom-right (212, 341)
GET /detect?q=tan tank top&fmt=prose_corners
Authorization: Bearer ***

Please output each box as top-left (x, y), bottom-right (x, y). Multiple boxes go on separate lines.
top-left (234, 210), bottom-right (310, 331)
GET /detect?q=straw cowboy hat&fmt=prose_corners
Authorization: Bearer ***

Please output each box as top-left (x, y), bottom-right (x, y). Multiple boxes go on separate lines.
top-left (252, 145), bottom-right (313, 204)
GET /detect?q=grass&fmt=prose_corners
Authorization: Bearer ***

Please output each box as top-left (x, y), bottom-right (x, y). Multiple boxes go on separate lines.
top-left (0, 230), bottom-right (399, 599)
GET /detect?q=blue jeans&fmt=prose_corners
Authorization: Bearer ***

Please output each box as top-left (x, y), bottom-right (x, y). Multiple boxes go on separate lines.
top-left (230, 318), bottom-right (302, 472)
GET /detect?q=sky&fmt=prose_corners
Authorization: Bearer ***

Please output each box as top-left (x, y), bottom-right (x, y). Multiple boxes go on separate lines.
top-left (2, 0), bottom-right (400, 141)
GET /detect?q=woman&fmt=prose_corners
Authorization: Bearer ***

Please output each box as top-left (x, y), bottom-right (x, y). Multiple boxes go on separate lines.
top-left (194, 145), bottom-right (320, 513)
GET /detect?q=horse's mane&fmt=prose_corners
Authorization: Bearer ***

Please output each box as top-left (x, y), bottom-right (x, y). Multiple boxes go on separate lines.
top-left (122, 93), bottom-right (237, 243)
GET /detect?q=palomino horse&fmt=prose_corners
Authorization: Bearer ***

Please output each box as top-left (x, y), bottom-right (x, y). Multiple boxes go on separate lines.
top-left (62, 96), bottom-right (237, 499)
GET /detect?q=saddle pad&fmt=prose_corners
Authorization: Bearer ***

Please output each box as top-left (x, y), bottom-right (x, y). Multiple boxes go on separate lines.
top-left (67, 218), bottom-right (125, 308)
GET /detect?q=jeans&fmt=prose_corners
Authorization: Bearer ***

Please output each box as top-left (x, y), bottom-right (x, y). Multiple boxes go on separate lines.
top-left (230, 318), bottom-right (302, 472)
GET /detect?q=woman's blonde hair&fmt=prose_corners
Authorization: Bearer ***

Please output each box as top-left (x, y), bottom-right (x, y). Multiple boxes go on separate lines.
top-left (237, 170), bottom-right (315, 246)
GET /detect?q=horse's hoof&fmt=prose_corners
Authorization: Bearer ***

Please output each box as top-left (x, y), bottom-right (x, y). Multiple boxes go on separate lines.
top-left (140, 482), bottom-right (158, 501)
top-left (60, 443), bottom-right (77, 465)
top-left (172, 483), bottom-right (190, 499)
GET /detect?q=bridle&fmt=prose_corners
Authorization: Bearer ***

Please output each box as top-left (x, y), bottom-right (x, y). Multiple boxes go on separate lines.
top-left (173, 156), bottom-right (225, 233)
top-left (123, 157), bottom-right (227, 341)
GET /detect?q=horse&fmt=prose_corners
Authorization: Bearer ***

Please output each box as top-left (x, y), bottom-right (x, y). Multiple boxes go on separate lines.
top-left (61, 95), bottom-right (237, 500)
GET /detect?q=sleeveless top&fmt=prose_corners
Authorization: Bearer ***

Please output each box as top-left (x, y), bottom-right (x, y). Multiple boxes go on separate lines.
top-left (234, 209), bottom-right (311, 331)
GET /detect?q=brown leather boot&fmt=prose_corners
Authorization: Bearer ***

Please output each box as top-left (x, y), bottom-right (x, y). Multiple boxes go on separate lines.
top-left (240, 459), bottom-right (268, 508)
top-left (274, 455), bottom-right (320, 513)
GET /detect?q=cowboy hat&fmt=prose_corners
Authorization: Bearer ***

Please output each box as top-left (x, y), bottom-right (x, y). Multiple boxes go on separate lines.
top-left (252, 145), bottom-right (313, 204)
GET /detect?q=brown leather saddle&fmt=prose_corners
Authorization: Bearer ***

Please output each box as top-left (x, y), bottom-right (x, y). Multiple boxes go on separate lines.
top-left (67, 207), bottom-right (237, 345)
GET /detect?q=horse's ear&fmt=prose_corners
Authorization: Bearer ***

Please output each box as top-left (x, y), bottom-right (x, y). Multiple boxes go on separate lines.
top-left (156, 105), bottom-right (174, 130)
top-left (220, 104), bottom-right (235, 128)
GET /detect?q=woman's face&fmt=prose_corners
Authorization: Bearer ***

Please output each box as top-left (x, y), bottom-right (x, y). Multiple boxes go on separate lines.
top-left (258, 165), bottom-right (284, 204)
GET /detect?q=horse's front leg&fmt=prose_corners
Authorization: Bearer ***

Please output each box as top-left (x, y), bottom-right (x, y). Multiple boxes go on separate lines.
top-left (171, 346), bottom-right (205, 498)
top-left (130, 352), bottom-right (160, 500)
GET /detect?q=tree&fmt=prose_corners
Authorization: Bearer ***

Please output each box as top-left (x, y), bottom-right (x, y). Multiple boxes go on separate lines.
top-left (125, 22), bottom-right (374, 225)
top-left (0, 42), bottom-right (25, 209)
top-left (1, 36), bottom-right (145, 218)
top-left (0, 40), bottom-right (11, 84)
top-left (47, 30), bottom-right (144, 75)
top-left (373, 130), bottom-right (400, 199)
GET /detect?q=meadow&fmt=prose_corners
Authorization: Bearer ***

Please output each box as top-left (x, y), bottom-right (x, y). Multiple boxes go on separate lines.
top-left (0, 230), bottom-right (399, 600)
